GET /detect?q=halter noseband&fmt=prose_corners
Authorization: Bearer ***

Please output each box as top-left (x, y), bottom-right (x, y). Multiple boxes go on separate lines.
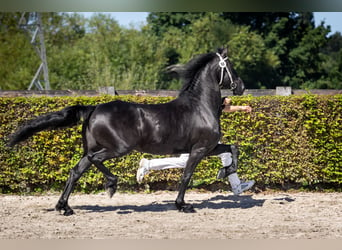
top-left (216, 53), bottom-right (236, 90)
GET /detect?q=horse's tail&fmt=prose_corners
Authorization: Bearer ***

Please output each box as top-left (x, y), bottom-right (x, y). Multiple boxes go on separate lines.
top-left (7, 105), bottom-right (96, 147)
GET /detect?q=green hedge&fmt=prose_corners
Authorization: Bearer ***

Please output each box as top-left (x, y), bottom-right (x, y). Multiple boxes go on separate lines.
top-left (0, 94), bottom-right (341, 193)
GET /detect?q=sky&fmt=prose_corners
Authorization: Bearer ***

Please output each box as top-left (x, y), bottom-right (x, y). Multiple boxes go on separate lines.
top-left (80, 12), bottom-right (342, 35)
top-left (314, 12), bottom-right (342, 35)
top-left (79, 12), bottom-right (148, 28)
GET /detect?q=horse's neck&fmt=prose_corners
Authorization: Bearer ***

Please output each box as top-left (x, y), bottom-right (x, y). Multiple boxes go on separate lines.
top-left (195, 69), bottom-right (221, 112)
top-left (179, 71), bottom-right (222, 115)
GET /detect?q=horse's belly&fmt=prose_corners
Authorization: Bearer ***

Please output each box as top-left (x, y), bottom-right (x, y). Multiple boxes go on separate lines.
top-left (136, 141), bottom-right (189, 155)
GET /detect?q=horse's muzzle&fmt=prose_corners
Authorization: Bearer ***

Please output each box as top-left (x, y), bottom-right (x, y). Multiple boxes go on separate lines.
top-left (232, 77), bottom-right (245, 96)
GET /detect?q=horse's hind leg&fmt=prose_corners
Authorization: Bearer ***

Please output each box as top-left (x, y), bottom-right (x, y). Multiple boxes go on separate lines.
top-left (55, 156), bottom-right (92, 216)
top-left (87, 149), bottom-right (118, 198)
top-left (96, 162), bottom-right (118, 198)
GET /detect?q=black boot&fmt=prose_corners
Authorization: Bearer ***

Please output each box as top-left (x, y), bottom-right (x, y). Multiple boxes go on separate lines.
top-left (217, 167), bottom-right (228, 179)
top-left (216, 163), bottom-right (235, 179)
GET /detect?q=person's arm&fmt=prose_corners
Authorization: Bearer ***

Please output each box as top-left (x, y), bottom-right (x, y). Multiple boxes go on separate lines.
top-left (221, 98), bottom-right (252, 113)
top-left (223, 105), bottom-right (252, 112)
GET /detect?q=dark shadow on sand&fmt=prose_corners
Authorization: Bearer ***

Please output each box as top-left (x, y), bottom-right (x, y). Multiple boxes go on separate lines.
top-left (69, 194), bottom-right (273, 214)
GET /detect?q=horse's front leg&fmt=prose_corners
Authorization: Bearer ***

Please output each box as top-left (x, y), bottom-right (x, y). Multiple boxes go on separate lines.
top-left (56, 156), bottom-right (92, 216)
top-left (207, 143), bottom-right (239, 177)
top-left (175, 147), bottom-right (208, 213)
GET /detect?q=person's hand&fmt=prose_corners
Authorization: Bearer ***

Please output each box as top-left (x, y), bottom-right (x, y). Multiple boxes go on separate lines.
top-left (223, 98), bottom-right (231, 105)
top-left (244, 106), bottom-right (252, 112)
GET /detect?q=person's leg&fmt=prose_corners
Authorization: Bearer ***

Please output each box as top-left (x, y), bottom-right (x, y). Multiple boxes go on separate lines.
top-left (216, 152), bottom-right (233, 179)
top-left (217, 152), bottom-right (255, 195)
top-left (137, 152), bottom-right (255, 194)
top-left (136, 154), bottom-right (189, 183)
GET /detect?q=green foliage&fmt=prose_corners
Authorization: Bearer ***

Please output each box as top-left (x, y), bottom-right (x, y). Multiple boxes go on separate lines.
top-left (220, 94), bottom-right (342, 188)
top-left (228, 26), bottom-right (280, 88)
top-left (0, 18), bottom-right (40, 89)
top-left (0, 95), bottom-right (341, 194)
top-left (288, 25), bottom-right (330, 88)
top-left (146, 12), bottom-right (205, 36)
top-left (1, 12), bottom-right (340, 91)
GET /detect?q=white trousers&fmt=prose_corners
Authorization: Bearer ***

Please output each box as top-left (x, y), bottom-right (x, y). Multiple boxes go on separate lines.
top-left (146, 153), bottom-right (232, 171)
top-left (145, 152), bottom-right (241, 188)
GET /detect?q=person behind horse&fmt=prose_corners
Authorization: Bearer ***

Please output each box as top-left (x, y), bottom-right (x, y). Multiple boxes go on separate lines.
top-left (8, 48), bottom-right (247, 214)
top-left (137, 97), bottom-right (255, 195)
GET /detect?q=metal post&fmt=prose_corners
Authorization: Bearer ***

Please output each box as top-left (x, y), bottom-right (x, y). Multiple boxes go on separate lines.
top-left (19, 12), bottom-right (50, 90)
top-left (37, 13), bottom-right (50, 90)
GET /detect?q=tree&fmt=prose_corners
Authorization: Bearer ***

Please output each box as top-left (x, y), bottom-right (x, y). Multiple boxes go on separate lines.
top-left (147, 12), bottom-right (205, 36)
top-left (221, 12), bottom-right (294, 35)
top-left (228, 27), bottom-right (280, 89)
top-left (1, 12), bottom-right (340, 91)
top-left (155, 13), bottom-right (238, 89)
top-left (287, 24), bottom-right (330, 88)
top-left (148, 12), bottom-right (332, 89)
top-left (83, 13), bottom-right (164, 90)
top-left (319, 32), bottom-right (342, 89)
top-left (0, 12), bottom-right (40, 90)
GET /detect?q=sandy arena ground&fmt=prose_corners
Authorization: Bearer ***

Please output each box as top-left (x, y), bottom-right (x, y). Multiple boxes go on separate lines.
top-left (0, 191), bottom-right (341, 239)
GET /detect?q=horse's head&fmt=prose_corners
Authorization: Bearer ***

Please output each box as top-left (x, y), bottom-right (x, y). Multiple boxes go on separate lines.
top-left (215, 48), bottom-right (245, 96)
top-left (167, 48), bottom-right (245, 96)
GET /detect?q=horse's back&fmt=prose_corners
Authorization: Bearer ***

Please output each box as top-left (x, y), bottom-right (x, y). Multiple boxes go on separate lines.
top-left (86, 100), bottom-right (190, 154)
top-left (85, 98), bottom-right (219, 156)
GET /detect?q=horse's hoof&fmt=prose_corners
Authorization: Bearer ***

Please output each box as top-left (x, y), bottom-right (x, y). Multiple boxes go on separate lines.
top-left (63, 209), bottom-right (74, 216)
top-left (106, 186), bottom-right (116, 198)
top-left (105, 179), bottom-right (117, 198)
top-left (181, 205), bottom-right (196, 213)
top-left (176, 202), bottom-right (196, 213)
top-left (56, 202), bottom-right (74, 216)
top-left (55, 202), bottom-right (64, 213)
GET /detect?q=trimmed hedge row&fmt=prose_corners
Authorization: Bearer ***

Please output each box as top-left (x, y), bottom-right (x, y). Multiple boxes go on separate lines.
top-left (0, 94), bottom-right (341, 193)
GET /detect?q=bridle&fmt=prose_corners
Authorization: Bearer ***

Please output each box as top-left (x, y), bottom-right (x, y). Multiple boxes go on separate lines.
top-left (216, 53), bottom-right (237, 90)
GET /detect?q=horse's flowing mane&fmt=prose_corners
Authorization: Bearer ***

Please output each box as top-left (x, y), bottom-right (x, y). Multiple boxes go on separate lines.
top-left (166, 52), bottom-right (217, 93)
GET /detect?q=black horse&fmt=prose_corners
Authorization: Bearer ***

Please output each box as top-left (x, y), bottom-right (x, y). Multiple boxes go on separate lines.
top-left (8, 48), bottom-right (245, 215)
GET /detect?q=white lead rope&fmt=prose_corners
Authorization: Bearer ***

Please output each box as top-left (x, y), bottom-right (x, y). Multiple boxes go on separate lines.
top-left (216, 53), bottom-right (234, 87)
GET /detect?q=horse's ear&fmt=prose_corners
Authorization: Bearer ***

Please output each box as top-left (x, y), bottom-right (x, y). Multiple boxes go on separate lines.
top-left (217, 47), bottom-right (228, 57)
top-left (221, 48), bottom-right (228, 57)
top-left (165, 64), bottom-right (183, 79)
